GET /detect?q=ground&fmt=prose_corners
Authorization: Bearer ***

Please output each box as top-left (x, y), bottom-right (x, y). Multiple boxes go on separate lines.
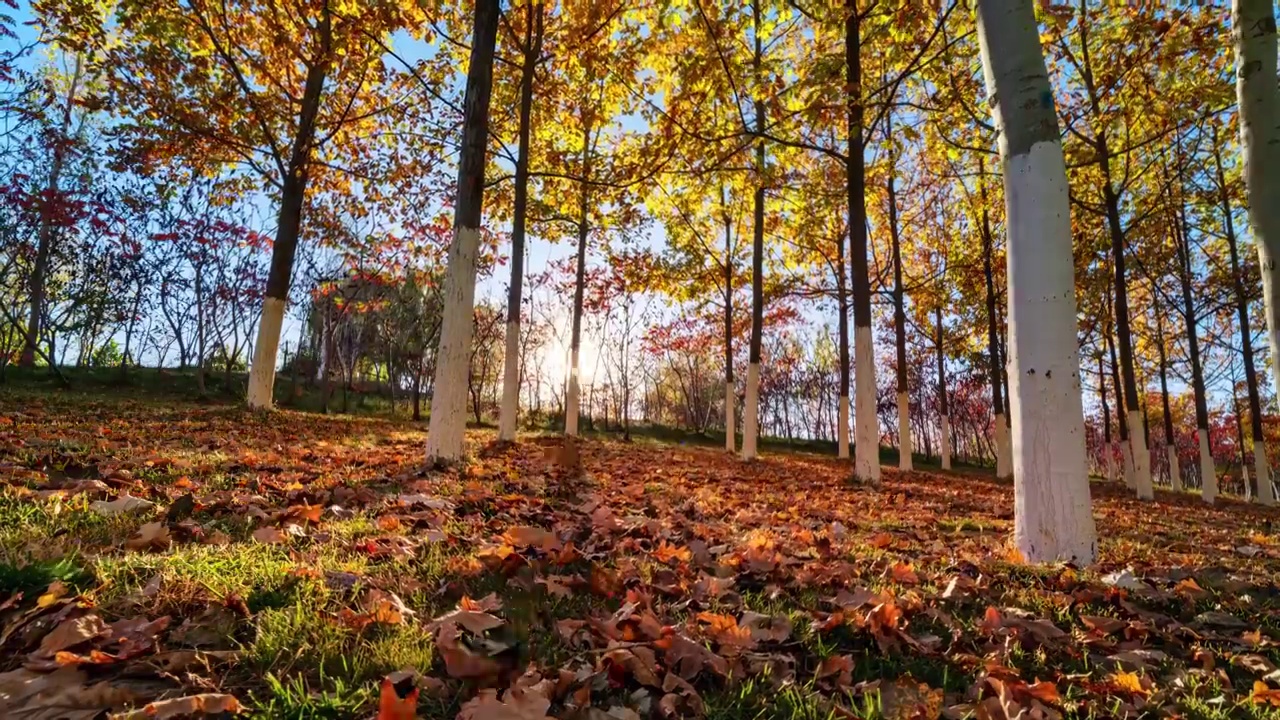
top-left (2, 383), bottom-right (1280, 719)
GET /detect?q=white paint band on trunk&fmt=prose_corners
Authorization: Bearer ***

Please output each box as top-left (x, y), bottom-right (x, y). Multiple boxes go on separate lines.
top-left (426, 225), bottom-right (482, 462)
top-left (1129, 410), bottom-right (1153, 500)
top-left (247, 296), bottom-right (287, 409)
top-left (1003, 140), bottom-right (1096, 564)
top-left (940, 414), bottom-right (952, 470)
top-left (1254, 441), bottom-right (1274, 506)
top-left (742, 362), bottom-right (760, 460)
top-left (837, 395), bottom-right (849, 459)
top-left (725, 379), bottom-right (736, 452)
top-left (854, 326), bottom-right (880, 482)
top-left (1167, 444), bottom-right (1181, 492)
top-left (897, 390), bottom-right (912, 470)
top-left (565, 348), bottom-right (580, 437)
top-left (497, 318), bottom-right (521, 441)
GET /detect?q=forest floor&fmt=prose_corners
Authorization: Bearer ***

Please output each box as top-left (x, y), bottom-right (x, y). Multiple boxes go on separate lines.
top-left (2, 385), bottom-right (1280, 719)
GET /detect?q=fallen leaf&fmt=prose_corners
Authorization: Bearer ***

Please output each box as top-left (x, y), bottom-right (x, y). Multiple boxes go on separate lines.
top-left (109, 693), bottom-right (242, 718)
top-left (91, 494), bottom-right (155, 516)
top-left (252, 526), bottom-right (289, 544)
top-left (124, 522), bottom-right (171, 551)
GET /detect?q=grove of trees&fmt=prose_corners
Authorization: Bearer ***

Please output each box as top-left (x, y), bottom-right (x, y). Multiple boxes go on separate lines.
top-left (8, 0), bottom-right (1280, 562)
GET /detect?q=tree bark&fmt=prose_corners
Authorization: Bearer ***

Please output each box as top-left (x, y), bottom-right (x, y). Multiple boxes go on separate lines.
top-left (847, 1), bottom-right (878, 483)
top-left (1216, 128), bottom-right (1275, 504)
top-left (23, 57), bottom-right (83, 368)
top-left (742, 0), bottom-right (766, 461)
top-left (498, 3), bottom-right (543, 443)
top-left (722, 186), bottom-right (737, 453)
top-left (976, 0), bottom-right (1097, 563)
top-left (565, 119), bottom-right (592, 438)
top-left (936, 305), bottom-right (951, 471)
top-left (979, 156), bottom-right (1011, 478)
top-left (425, 0), bottom-right (500, 462)
top-left (887, 117), bottom-right (911, 471)
top-left (1155, 308), bottom-right (1181, 491)
top-left (246, 12), bottom-right (332, 408)
top-left (1234, 0), bottom-right (1280, 500)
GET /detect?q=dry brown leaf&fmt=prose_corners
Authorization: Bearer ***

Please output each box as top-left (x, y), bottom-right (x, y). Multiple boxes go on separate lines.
top-left (109, 692), bottom-right (242, 719)
top-left (457, 685), bottom-right (553, 720)
top-left (879, 678), bottom-right (943, 720)
top-left (251, 526), bottom-right (289, 544)
top-left (39, 614), bottom-right (108, 655)
top-left (124, 522), bottom-right (171, 551)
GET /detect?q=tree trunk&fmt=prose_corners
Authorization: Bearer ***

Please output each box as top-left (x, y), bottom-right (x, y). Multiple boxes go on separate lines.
top-left (246, 16), bottom-right (331, 409)
top-left (23, 57), bottom-right (82, 368)
top-left (976, 0), bottom-right (1097, 563)
top-left (1216, 130), bottom-right (1275, 505)
top-left (936, 305), bottom-right (950, 470)
top-left (742, 0), bottom-right (766, 461)
top-left (425, 0), bottom-right (499, 462)
top-left (887, 118), bottom-right (911, 471)
top-left (1155, 309), bottom-right (1180, 491)
top-left (498, 4), bottom-right (543, 443)
top-left (565, 120), bottom-right (592, 438)
top-left (979, 156), bottom-right (1011, 478)
top-left (1099, 354), bottom-right (1115, 481)
top-left (1235, 0), bottom-right (1280, 500)
top-left (722, 187), bottom-right (737, 453)
top-left (1171, 154), bottom-right (1216, 501)
top-left (847, 1), bottom-right (878, 483)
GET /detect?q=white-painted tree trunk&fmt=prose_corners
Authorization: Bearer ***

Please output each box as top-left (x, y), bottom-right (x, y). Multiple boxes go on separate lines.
top-left (742, 362), bottom-right (760, 460)
top-left (854, 326), bottom-right (880, 482)
top-left (1235, 0), bottom-right (1280, 443)
top-left (897, 391), bottom-right (912, 470)
top-left (497, 319), bottom-right (521, 441)
top-left (837, 395), bottom-right (849, 459)
top-left (1199, 427), bottom-right (1217, 503)
top-left (1167, 444), bottom-right (1182, 492)
top-left (977, 0), bottom-right (1096, 564)
top-left (1244, 462), bottom-right (1252, 501)
top-left (246, 297), bottom-right (286, 409)
top-left (940, 414), bottom-right (952, 470)
top-left (994, 414), bottom-right (1012, 479)
top-left (1129, 410), bottom-right (1153, 500)
top-left (1121, 442), bottom-right (1135, 490)
top-left (725, 380), bottom-right (736, 453)
top-left (426, 226), bottom-right (483, 462)
top-left (1254, 442), bottom-right (1275, 505)
top-left (565, 349), bottom-right (580, 437)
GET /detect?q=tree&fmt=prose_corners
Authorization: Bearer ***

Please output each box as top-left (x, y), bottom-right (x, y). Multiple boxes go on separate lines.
top-left (1234, 0), bottom-right (1280, 504)
top-left (976, 0), bottom-right (1096, 563)
top-left (424, 0), bottom-right (500, 463)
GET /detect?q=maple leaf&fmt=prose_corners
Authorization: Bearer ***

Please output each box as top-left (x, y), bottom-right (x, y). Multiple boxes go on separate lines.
top-left (696, 612), bottom-right (757, 653)
top-left (816, 654), bottom-right (854, 689)
top-left (431, 596), bottom-right (503, 634)
top-left (1252, 680), bottom-right (1280, 706)
top-left (124, 521), bottom-right (172, 551)
top-left (110, 693), bottom-right (242, 719)
top-left (601, 647), bottom-right (662, 687)
top-left (655, 632), bottom-right (729, 679)
top-left (89, 493), bottom-right (155, 516)
top-left (1106, 671), bottom-right (1149, 696)
top-left (361, 589), bottom-right (414, 625)
top-left (457, 684), bottom-right (554, 720)
top-left (38, 614), bottom-right (109, 656)
top-left (251, 526), bottom-right (289, 544)
top-left (435, 623), bottom-right (501, 680)
top-left (376, 670), bottom-right (419, 720)
top-left (879, 678), bottom-right (943, 720)
top-left (739, 611), bottom-right (793, 643)
top-left (890, 562), bottom-right (920, 585)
